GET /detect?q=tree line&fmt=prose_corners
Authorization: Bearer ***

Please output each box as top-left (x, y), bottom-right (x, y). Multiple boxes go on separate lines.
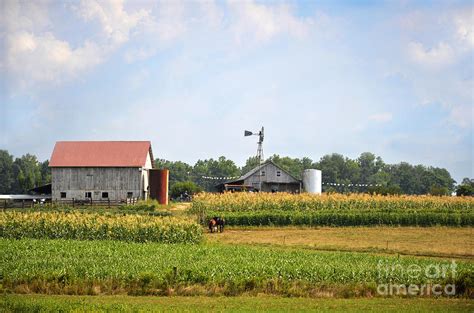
top-left (155, 152), bottom-right (463, 196)
top-left (0, 149), bottom-right (471, 196)
top-left (0, 150), bottom-right (50, 194)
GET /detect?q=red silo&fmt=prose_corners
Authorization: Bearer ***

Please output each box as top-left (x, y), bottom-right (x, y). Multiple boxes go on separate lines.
top-left (149, 169), bottom-right (169, 205)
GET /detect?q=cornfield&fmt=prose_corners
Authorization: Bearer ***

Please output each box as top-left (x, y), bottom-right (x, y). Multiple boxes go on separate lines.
top-left (191, 193), bottom-right (474, 226)
top-left (2, 238), bottom-right (472, 296)
top-left (0, 211), bottom-right (202, 244)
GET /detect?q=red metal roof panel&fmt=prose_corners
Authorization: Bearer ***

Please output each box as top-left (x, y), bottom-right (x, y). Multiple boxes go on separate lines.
top-left (49, 141), bottom-right (151, 167)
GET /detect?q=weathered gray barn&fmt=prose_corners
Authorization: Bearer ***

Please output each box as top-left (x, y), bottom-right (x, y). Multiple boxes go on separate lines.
top-left (217, 161), bottom-right (301, 193)
top-left (49, 141), bottom-right (154, 201)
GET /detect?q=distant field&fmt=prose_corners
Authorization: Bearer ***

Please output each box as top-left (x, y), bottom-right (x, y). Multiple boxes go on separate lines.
top-left (205, 226), bottom-right (474, 259)
top-left (1, 295), bottom-right (473, 312)
top-left (192, 193), bottom-right (474, 227)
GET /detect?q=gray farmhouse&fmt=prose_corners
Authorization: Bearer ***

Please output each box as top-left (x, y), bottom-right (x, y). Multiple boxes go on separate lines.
top-left (217, 160), bottom-right (301, 193)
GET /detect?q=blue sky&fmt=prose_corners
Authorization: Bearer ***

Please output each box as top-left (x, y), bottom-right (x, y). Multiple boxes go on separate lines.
top-left (1, 0), bottom-right (473, 182)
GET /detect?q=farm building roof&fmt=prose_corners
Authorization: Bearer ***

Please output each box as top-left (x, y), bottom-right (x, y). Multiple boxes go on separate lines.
top-left (49, 141), bottom-right (153, 167)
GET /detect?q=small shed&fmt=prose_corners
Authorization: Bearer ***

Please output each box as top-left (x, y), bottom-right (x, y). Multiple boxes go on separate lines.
top-left (217, 161), bottom-right (301, 193)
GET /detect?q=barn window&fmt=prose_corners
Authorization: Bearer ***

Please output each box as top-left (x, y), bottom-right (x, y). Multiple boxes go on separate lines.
top-left (85, 192), bottom-right (92, 198)
top-left (277, 171), bottom-right (281, 177)
top-left (127, 192), bottom-right (133, 198)
top-left (60, 192), bottom-right (66, 198)
top-left (261, 171), bottom-right (266, 176)
top-left (102, 192), bottom-right (109, 198)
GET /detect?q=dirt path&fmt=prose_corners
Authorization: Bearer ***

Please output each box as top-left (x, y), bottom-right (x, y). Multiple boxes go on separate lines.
top-left (168, 202), bottom-right (191, 212)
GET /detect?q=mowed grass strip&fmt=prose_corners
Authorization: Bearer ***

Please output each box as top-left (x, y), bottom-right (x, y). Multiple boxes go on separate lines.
top-left (1, 294), bottom-right (473, 313)
top-left (205, 226), bottom-right (474, 259)
top-left (1, 239), bottom-right (473, 297)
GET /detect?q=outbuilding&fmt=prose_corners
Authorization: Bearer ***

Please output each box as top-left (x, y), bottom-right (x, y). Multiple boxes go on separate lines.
top-left (49, 141), bottom-right (154, 201)
top-left (217, 160), bottom-right (301, 193)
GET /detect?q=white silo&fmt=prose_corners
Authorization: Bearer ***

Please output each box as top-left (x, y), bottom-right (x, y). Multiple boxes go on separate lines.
top-left (302, 169), bottom-right (322, 194)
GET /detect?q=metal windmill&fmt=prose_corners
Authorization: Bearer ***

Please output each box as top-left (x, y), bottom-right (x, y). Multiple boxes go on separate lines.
top-left (244, 127), bottom-right (264, 165)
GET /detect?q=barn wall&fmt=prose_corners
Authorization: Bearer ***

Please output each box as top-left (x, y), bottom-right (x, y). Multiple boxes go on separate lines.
top-left (261, 182), bottom-right (301, 193)
top-left (51, 167), bottom-right (142, 200)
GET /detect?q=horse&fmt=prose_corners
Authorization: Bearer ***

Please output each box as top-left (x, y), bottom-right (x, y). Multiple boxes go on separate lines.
top-left (208, 216), bottom-right (225, 233)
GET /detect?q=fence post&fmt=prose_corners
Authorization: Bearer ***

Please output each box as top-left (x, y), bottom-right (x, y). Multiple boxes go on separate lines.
top-left (108, 198), bottom-right (110, 208)
top-left (22, 200), bottom-right (25, 209)
top-left (4, 199), bottom-right (6, 209)
top-left (72, 198), bottom-right (75, 208)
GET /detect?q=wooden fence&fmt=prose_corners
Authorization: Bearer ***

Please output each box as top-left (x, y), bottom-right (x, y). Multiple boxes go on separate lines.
top-left (2, 197), bottom-right (139, 209)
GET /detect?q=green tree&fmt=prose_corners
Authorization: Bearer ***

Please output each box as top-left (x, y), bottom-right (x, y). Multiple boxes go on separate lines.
top-left (154, 159), bottom-right (193, 188)
top-left (241, 156), bottom-right (261, 174)
top-left (429, 185), bottom-right (449, 196)
top-left (314, 153), bottom-right (360, 193)
top-left (11, 154), bottom-right (42, 193)
top-left (193, 157), bottom-right (241, 191)
top-left (170, 181), bottom-right (202, 199)
top-left (0, 150), bottom-right (14, 194)
top-left (357, 152), bottom-right (377, 184)
top-left (456, 178), bottom-right (474, 196)
top-left (40, 160), bottom-right (51, 185)
top-left (386, 163), bottom-right (455, 195)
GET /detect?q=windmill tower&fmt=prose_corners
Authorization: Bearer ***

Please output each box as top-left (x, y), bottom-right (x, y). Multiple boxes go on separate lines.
top-left (244, 127), bottom-right (264, 165)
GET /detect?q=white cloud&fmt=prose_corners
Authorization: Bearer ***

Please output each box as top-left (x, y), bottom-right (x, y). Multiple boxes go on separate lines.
top-left (228, 1), bottom-right (312, 44)
top-left (369, 113), bottom-right (393, 123)
top-left (1, 0), bottom-right (51, 32)
top-left (123, 0), bottom-right (314, 62)
top-left (398, 6), bottom-right (473, 129)
top-left (74, 0), bottom-right (150, 45)
top-left (5, 31), bottom-right (105, 85)
top-left (153, 1), bottom-right (187, 42)
top-left (408, 41), bottom-right (455, 68)
top-left (199, 0), bottom-right (224, 29)
top-left (1, 0), bottom-right (150, 87)
top-left (401, 7), bottom-right (473, 69)
top-left (453, 8), bottom-right (474, 47)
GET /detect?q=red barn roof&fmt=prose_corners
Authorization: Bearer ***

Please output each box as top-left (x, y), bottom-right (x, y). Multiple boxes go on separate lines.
top-left (49, 141), bottom-right (153, 167)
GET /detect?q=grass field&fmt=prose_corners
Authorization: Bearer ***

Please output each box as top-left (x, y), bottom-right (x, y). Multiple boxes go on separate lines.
top-left (205, 226), bottom-right (474, 259)
top-left (1, 294), bottom-right (473, 312)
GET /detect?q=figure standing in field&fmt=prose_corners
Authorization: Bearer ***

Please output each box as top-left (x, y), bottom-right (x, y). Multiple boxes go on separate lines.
top-left (208, 216), bottom-right (225, 233)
